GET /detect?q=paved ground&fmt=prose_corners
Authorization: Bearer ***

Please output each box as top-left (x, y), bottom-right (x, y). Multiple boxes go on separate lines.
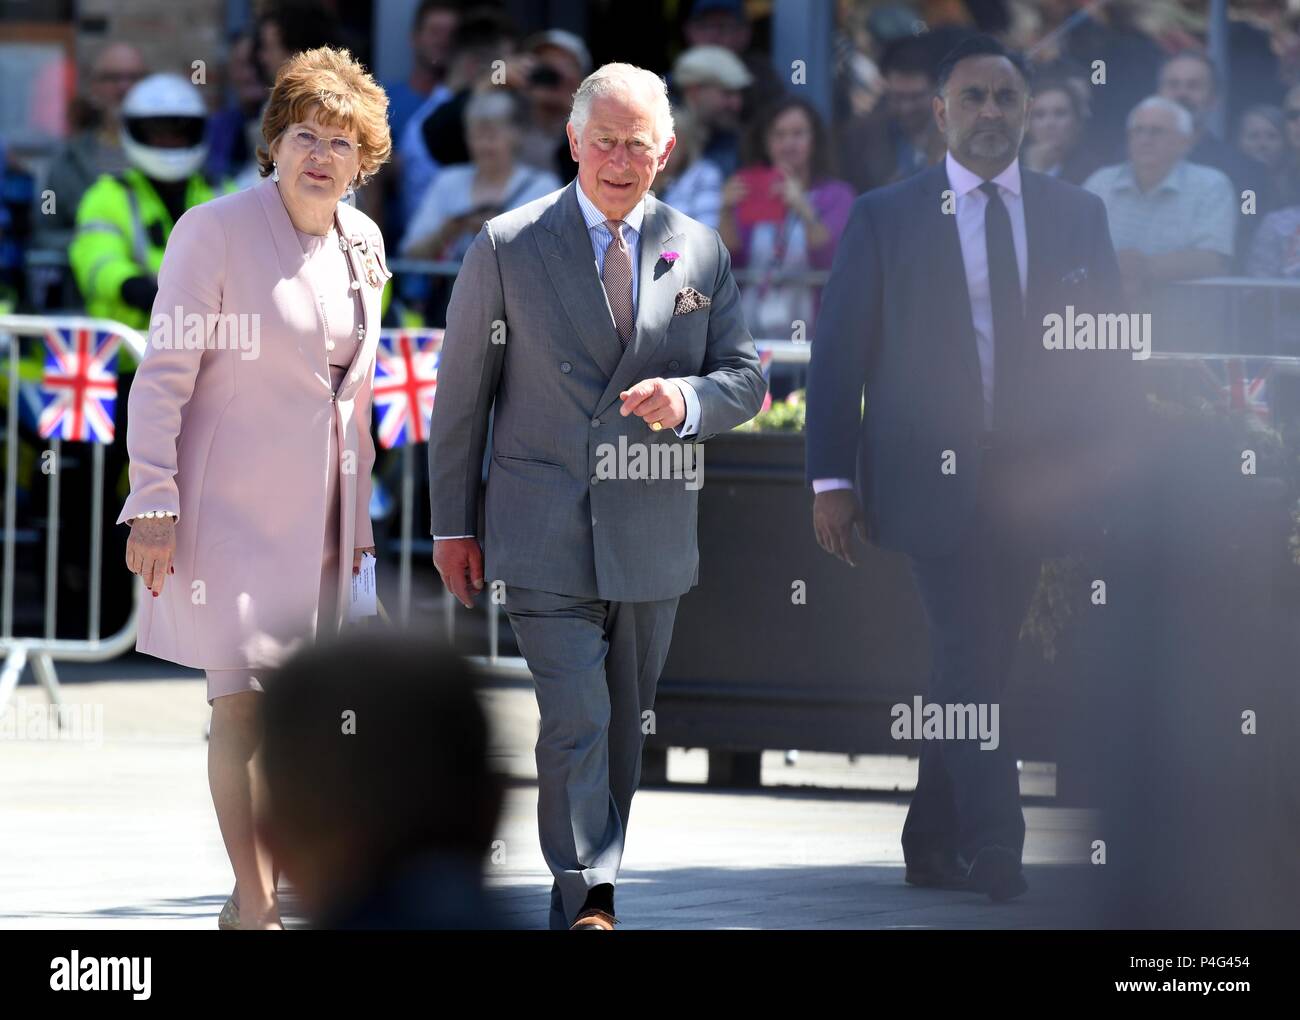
top-left (0, 663), bottom-right (1101, 930)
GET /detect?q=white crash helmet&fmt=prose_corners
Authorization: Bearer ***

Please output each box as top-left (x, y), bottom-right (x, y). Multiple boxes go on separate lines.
top-left (120, 73), bottom-right (209, 182)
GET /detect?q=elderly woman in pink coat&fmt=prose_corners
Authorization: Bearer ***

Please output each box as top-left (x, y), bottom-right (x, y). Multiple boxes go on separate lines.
top-left (118, 47), bottom-right (392, 930)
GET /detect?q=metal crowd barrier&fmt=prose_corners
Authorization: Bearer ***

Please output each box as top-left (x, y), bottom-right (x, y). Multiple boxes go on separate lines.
top-left (1171, 277), bottom-right (1300, 354)
top-left (0, 314), bottom-right (146, 714)
top-left (372, 325), bottom-right (449, 641)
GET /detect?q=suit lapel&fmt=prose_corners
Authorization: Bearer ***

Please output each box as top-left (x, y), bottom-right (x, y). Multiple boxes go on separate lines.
top-left (537, 181), bottom-right (625, 379)
top-left (254, 174), bottom-right (334, 394)
top-left (1020, 168), bottom-right (1049, 327)
top-left (595, 197), bottom-right (680, 418)
top-left (256, 174), bottom-right (312, 281)
top-left (926, 163), bottom-right (982, 390)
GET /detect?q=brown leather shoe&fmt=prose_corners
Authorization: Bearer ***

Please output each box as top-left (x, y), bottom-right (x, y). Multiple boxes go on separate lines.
top-left (569, 908), bottom-right (618, 930)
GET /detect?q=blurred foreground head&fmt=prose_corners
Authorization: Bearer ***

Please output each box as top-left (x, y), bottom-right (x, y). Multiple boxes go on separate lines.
top-left (259, 634), bottom-right (505, 929)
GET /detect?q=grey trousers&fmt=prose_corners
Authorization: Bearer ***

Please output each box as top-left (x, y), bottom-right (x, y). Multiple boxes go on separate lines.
top-left (504, 585), bottom-right (680, 931)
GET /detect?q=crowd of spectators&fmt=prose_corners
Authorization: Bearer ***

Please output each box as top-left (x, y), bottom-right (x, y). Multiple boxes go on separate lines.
top-left (8, 0), bottom-right (1300, 341)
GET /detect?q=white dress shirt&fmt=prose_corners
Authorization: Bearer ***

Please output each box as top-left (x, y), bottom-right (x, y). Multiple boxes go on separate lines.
top-left (812, 152), bottom-right (1028, 495)
top-left (433, 181), bottom-right (701, 539)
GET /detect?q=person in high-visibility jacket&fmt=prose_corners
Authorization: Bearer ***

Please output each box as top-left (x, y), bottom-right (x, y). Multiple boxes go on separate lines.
top-left (69, 73), bottom-right (227, 369)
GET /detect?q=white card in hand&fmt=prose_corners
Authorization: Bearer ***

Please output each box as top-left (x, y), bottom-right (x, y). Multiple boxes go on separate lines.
top-left (349, 553), bottom-right (378, 621)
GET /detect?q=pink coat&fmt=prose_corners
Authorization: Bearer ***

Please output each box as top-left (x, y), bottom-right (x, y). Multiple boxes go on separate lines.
top-left (116, 175), bottom-right (392, 670)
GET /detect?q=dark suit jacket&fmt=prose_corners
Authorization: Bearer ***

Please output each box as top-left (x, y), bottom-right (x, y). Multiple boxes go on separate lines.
top-left (805, 160), bottom-right (1133, 559)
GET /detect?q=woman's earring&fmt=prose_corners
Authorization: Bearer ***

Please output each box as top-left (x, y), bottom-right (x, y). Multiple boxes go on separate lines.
top-left (271, 161), bottom-right (279, 183)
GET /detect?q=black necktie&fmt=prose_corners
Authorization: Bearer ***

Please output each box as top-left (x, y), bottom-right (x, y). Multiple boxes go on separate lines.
top-left (979, 181), bottom-right (1022, 431)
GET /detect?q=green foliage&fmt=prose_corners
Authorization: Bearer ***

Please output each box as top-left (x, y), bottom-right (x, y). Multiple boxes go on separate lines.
top-left (736, 388), bottom-right (806, 432)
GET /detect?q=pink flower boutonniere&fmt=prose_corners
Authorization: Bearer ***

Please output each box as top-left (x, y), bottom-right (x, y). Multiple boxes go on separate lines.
top-left (659, 250), bottom-right (681, 267)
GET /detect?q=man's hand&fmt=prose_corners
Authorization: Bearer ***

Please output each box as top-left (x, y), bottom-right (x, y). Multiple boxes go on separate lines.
top-left (125, 516), bottom-right (176, 597)
top-left (619, 378), bottom-right (686, 431)
top-left (433, 537), bottom-right (484, 608)
top-left (813, 489), bottom-right (869, 566)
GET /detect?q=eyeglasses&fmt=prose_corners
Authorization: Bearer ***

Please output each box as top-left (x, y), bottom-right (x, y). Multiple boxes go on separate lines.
top-left (284, 125), bottom-right (360, 158)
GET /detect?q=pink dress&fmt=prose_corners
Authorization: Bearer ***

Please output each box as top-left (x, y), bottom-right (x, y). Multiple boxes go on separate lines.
top-left (118, 177), bottom-right (389, 705)
top-left (205, 224), bottom-right (364, 703)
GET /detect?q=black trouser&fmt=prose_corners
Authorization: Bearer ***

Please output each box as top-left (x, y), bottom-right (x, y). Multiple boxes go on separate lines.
top-left (900, 444), bottom-right (1040, 866)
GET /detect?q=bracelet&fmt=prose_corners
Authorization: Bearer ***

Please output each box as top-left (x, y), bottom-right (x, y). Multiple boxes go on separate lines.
top-left (132, 510), bottom-right (177, 521)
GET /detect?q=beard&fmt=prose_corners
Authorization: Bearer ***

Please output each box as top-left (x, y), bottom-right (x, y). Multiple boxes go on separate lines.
top-left (964, 127), bottom-right (1016, 161)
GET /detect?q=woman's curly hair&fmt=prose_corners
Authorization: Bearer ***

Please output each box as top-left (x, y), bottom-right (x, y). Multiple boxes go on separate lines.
top-left (257, 45), bottom-right (391, 187)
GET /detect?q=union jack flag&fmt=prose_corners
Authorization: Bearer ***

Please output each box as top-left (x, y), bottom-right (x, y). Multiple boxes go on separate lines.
top-left (38, 326), bottom-right (121, 443)
top-left (373, 329), bottom-right (442, 448)
top-left (1198, 357), bottom-right (1273, 425)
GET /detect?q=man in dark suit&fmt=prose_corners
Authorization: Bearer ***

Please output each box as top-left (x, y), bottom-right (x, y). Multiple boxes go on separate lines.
top-left (806, 35), bottom-right (1130, 901)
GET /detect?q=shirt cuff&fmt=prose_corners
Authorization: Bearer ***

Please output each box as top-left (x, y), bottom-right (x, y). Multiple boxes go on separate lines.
top-left (128, 510), bottom-right (179, 523)
top-left (670, 378), bottom-right (701, 437)
top-left (812, 478), bottom-right (854, 493)
top-left (433, 534), bottom-right (475, 540)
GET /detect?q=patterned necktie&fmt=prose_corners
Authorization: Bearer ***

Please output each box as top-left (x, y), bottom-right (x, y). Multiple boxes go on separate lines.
top-left (979, 181), bottom-right (1022, 431)
top-left (602, 219), bottom-right (634, 347)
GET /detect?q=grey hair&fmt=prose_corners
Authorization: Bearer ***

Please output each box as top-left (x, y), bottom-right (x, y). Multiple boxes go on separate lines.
top-left (568, 62), bottom-right (675, 153)
top-left (1128, 95), bottom-right (1194, 137)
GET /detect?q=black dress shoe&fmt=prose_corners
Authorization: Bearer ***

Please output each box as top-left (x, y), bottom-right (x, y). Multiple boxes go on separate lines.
top-left (904, 850), bottom-right (970, 890)
top-left (965, 845), bottom-right (1028, 901)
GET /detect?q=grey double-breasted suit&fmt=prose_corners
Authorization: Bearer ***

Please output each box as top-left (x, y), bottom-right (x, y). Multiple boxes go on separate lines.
top-left (428, 178), bottom-right (764, 927)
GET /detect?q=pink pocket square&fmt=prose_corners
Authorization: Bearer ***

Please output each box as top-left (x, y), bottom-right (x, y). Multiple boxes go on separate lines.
top-left (673, 287), bottom-right (711, 315)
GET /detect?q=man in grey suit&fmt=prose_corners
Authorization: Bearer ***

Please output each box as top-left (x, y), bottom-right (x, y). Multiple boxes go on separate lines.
top-left (427, 63), bottom-right (766, 930)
